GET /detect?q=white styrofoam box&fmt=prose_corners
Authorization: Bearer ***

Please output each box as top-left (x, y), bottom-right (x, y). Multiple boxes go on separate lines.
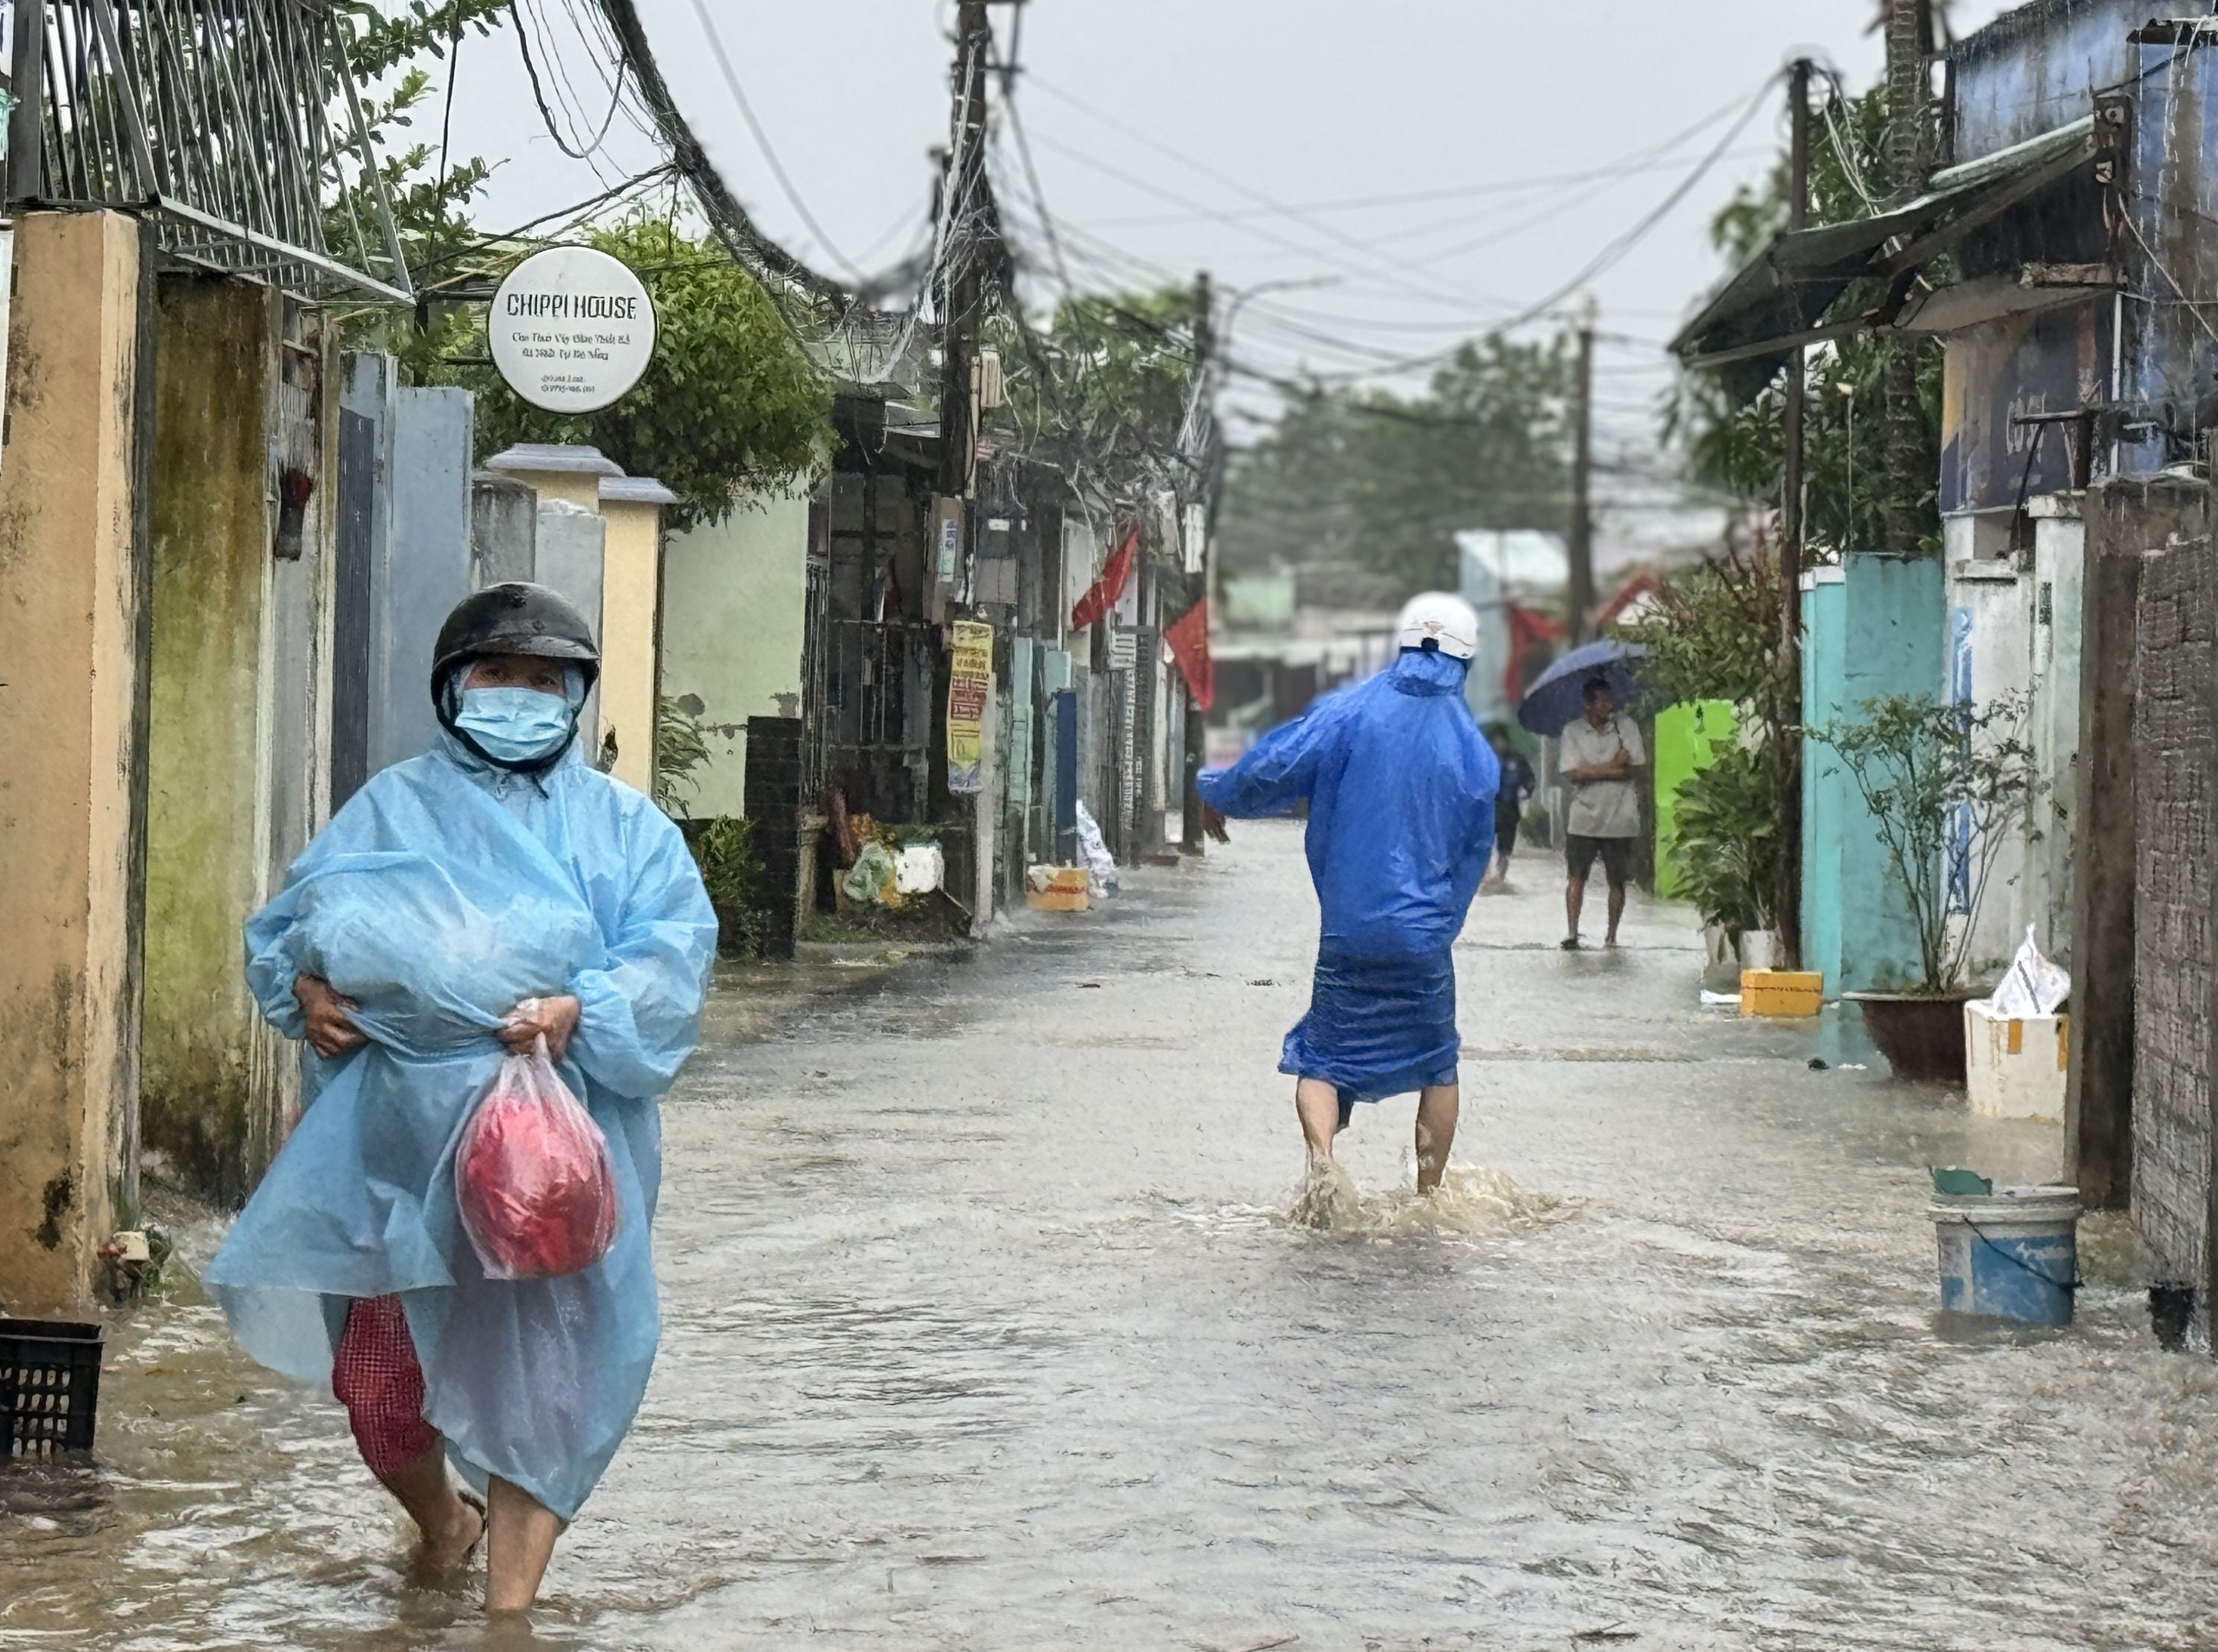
top-left (1964, 997), bottom-right (2068, 1121)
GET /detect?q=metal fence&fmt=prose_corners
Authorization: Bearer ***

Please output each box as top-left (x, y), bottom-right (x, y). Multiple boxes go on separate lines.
top-left (10, 0), bottom-right (411, 301)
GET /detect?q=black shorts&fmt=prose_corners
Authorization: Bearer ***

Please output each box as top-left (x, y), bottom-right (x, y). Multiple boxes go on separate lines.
top-left (1494, 810), bottom-right (1521, 858)
top-left (1566, 833), bottom-right (1632, 887)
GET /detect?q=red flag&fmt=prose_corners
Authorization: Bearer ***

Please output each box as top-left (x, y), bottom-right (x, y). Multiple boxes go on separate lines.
top-left (1070, 526), bottom-right (1138, 631)
top-left (1164, 595), bottom-right (1213, 711)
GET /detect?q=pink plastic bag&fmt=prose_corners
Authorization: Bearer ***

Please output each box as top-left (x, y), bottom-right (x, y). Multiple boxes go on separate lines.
top-left (456, 1035), bottom-right (619, 1280)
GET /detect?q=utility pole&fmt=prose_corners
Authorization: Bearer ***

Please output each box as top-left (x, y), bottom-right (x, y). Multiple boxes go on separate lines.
top-left (1566, 292), bottom-right (1598, 645)
top-left (1882, 0), bottom-right (1932, 556)
top-left (938, 0), bottom-right (990, 505)
top-left (1183, 270), bottom-right (1213, 855)
top-left (1778, 59), bottom-right (1813, 970)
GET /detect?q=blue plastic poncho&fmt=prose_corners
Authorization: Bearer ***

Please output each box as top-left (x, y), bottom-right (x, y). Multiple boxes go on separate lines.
top-left (1198, 648), bottom-right (1499, 1107)
top-left (203, 734), bottom-right (716, 1520)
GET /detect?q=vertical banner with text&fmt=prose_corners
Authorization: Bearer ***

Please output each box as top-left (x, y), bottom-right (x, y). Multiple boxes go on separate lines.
top-left (947, 619), bottom-right (995, 795)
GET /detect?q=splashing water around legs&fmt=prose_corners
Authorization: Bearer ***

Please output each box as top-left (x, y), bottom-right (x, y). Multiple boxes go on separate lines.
top-left (1294, 1078), bottom-right (1462, 1198)
top-left (1290, 1161), bottom-right (1566, 1237)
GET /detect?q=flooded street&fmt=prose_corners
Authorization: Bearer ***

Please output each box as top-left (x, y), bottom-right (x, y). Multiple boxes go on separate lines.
top-left (13, 819), bottom-right (2218, 1650)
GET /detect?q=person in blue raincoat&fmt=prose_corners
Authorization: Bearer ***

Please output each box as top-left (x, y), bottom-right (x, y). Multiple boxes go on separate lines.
top-left (1197, 593), bottom-right (1498, 1193)
top-left (204, 583), bottom-right (716, 1614)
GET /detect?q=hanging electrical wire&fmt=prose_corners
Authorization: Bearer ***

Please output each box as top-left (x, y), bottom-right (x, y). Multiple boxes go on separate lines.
top-left (680, 0), bottom-right (867, 280)
top-left (588, 0), bottom-right (853, 328)
top-left (510, 0), bottom-right (627, 168)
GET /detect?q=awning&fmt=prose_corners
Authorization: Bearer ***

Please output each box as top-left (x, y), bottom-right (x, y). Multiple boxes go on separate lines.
top-left (1671, 114), bottom-right (2096, 403)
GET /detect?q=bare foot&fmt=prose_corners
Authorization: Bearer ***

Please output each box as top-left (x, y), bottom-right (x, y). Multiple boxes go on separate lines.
top-left (412, 1492), bottom-right (485, 1581)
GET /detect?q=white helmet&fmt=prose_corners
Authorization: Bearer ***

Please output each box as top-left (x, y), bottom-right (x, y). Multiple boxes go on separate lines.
top-left (1396, 592), bottom-right (1480, 660)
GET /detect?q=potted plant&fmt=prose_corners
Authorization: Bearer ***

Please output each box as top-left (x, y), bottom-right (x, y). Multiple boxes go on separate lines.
top-left (1815, 692), bottom-right (2039, 1081)
top-left (1669, 735), bottom-right (1778, 988)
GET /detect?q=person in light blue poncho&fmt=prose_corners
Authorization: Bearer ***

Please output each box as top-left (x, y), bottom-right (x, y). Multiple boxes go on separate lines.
top-left (204, 583), bottom-right (716, 1614)
top-left (1197, 593), bottom-right (1499, 1193)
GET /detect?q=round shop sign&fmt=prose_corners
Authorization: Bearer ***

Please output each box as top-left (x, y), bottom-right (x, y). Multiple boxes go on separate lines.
top-left (489, 245), bottom-right (657, 413)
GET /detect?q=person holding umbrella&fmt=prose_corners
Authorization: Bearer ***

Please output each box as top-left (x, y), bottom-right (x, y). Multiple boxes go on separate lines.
top-left (1557, 676), bottom-right (1645, 949)
top-left (1514, 641), bottom-right (1649, 950)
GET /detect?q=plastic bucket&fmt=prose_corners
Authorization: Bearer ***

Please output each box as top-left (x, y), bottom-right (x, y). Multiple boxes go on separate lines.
top-left (1929, 1187), bottom-right (2080, 1326)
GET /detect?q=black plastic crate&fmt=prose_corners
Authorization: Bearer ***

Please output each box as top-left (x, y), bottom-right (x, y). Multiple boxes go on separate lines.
top-left (0, 1318), bottom-right (103, 1458)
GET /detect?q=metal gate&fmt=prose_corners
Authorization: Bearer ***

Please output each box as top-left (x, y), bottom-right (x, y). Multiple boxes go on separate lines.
top-left (805, 470), bottom-right (935, 821)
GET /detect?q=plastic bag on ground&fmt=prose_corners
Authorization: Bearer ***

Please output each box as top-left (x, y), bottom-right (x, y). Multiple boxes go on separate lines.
top-left (457, 1030), bottom-right (619, 1280)
top-left (842, 840), bottom-right (901, 907)
top-left (1074, 800), bottom-right (1119, 897)
top-left (893, 841), bottom-right (944, 894)
top-left (1991, 924), bottom-right (2070, 1019)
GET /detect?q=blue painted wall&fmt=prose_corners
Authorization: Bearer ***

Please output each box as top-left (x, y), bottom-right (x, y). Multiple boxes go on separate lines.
top-left (1952, 0), bottom-right (2140, 161)
top-left (1801, 555), bottom-right (1947, 995)
top-left (1952, 2), bottom-right (2218, 474)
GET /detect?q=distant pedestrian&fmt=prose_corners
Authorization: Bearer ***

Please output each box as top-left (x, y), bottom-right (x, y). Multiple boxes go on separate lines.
top-left (1197, 593), bottom-right (1499, 1195)
top-left (203, 585), bottom-right (717, 1616)
top-left (1482, 728), bottom-right (1535, 891)
top-left (1558, 676), bottom-right (1645, 949)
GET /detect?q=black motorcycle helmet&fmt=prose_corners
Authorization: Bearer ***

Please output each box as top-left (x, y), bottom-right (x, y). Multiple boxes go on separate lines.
top-left (431, 582), bottom-right (601, 773)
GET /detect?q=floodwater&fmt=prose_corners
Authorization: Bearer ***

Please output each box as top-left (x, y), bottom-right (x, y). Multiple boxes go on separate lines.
top-left (9, 820), bottom-right (2218, 1651)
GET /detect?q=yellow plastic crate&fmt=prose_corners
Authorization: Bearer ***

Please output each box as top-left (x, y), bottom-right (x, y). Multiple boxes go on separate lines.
top-left (1741, 969), bottom-right (1823, 1018)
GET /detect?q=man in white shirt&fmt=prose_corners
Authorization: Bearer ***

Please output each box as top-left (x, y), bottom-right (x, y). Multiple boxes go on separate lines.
top-left (1557, 677), bottom-right (1645, 949)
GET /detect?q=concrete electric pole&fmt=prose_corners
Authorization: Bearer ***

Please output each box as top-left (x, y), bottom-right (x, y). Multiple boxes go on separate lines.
top-left (1183, 270), bottom-right (1214, 855)
top-left (1566, 292), bottom-right (1598, 645)
top-left (939, 0), bottom-right (991, 504)
top-left (1779, 58), bottom-right (1813, 969)
top-left (1882, 0), bottom-right (1933, 557)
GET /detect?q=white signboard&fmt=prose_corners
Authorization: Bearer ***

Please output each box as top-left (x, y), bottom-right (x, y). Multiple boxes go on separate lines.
top-left (489, 246), bottom-right (657, 413)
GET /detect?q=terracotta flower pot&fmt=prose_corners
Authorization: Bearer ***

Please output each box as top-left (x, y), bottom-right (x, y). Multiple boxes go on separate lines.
top-left (1844, 990), bottom-right (1974, 1083)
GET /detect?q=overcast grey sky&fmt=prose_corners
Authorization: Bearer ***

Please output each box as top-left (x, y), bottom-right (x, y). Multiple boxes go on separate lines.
top-left (446, 1), bottom-right (2020, 454)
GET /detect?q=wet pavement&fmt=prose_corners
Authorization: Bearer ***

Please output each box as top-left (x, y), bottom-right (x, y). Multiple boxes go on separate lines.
top-left (10, 820), bottom-right (2218, 1650)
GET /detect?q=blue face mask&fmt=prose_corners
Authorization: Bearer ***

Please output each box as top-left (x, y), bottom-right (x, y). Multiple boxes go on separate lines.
top-left (455, 686), bottom-right (576, 766)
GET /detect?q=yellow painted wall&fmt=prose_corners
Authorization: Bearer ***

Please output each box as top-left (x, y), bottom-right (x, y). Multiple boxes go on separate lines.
top-left (600, 498), bottom-right (661, 794)
top-left (526, 472), bottom-right (600, 512)
top-left (660, 492), bottom-right (810, 820)
top-left (0, 213), bottom-right (148, 1309)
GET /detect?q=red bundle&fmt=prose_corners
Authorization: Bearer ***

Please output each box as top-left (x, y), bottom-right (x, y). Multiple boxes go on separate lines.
top-left (456, 1040), bottom-right (619, 1280)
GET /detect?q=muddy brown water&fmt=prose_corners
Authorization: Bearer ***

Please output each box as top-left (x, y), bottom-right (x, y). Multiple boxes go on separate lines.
top-left (5, 820), bottom-right (2215, 1651)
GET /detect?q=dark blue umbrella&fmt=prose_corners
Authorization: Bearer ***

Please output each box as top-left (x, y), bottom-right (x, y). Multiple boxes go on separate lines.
top-left (1515, 639), bottom-right (1651, 736)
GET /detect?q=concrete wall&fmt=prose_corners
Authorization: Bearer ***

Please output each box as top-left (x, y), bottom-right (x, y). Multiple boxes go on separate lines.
top-left (1951, 0), bottom-right (2139, 160)
top-left (142, 277), bottom-right (285, 1203)
top-left (2067, 475), bottom-right (2173, 1210)
top-left (661, 492), bottom-right (810, 819)
top-left (600, 497), bottom-right (661, 794)
top-left (1945, 559), bottom-right (2034, 985)
top-left (535, 498), bottom-right (607, 753)
top-left (470, 472), bottom-right (536, 588)
top-left (2128, 524), bottom-right (2217, 1314)
top-left (0, 212), bottom-right (150, 1309)
top-left (1801, 554), bottom-right (1946, 996)
top-left (2026, 503), bottom-right (2085, 968)
top-left (375, 390), bottom-right (474, 771)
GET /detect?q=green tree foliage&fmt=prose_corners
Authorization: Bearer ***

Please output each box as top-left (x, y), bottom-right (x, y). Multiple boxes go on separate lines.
top-left (1616, 537), bottom-right (1794, 932)
top-left (454, 215), bottom-right (833, 530)
top-left (327, 0), bottom-right (508, 373)
top-left (1669, 81), bottom-right (1942, 557)
top-left (1219, 334), bottom-right (1572, 595)
top-left (1344, 335), bottom-right (1573, 593)
top-left (1213, 386), bottom-right (1357, 572)
top-left (1671, 741), bottom-right (1778, 934)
